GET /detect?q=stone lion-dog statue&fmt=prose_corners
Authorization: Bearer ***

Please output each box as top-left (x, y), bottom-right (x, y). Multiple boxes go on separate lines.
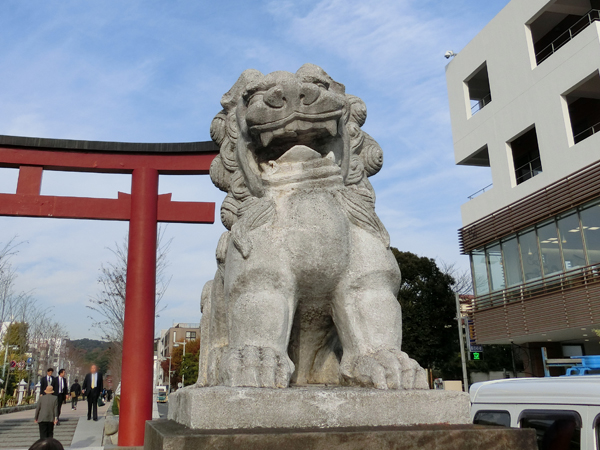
top-left (198, 63), bottom-right (428, 390)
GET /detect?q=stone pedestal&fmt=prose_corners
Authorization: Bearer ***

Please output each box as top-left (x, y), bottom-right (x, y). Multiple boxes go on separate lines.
top-left (144, 387), bottom-right (537, 450)
top-left (168, 386), bottom-right (471, 430)
top-left (145, 420), bottom-right (537, 450)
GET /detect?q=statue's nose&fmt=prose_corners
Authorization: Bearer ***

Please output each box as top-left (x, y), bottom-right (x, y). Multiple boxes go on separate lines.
top-left (263, 87), bottom-right (285, 109)
top-left (263, 83), bottom-right (321, 109)
top-left (299, 84), bottom-right (320, 106)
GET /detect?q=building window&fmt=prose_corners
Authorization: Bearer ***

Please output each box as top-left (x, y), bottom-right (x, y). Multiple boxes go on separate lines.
top-left (557, 213), bottom-right (586, 270)
top-left (538, 220), bottom-right (563, 276)
top-left (565, 72), bottom-right (600, 144)
top-left (519, 228), bottom-right (542, 282)
top-left (501, 237), bottom-right (523, 287)
top-left (509, 127), bottom-right (542, 185)
top-left (465, 63), bottom-right (492, 116)
top-left (519, 410), bottom-right (581, 450)
top-left (185, 331), bottom-right (196, 340)
top-left (581, 201), bottom-right (600, 264)
top-left (471, 249), bottom-right (490, 296)
top-left (486, 244), bottom-right (505, 292)
top-left (528, 2), bottom-right (600, 66)
top-left (470, 197), bottom-right (600, 299)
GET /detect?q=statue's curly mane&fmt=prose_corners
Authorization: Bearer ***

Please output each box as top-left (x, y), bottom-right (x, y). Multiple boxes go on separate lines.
top-left (209, 68), bottom-right (389, 250)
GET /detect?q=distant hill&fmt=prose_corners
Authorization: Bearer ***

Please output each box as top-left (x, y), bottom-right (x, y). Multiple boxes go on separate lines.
top-left (68, 338), bottom-right (112, 374)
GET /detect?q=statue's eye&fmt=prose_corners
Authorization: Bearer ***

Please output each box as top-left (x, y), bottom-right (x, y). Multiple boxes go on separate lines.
top-left (243, 89), bottom-right (261, 103)
top-left (313, 80), bottom-right (330, 90)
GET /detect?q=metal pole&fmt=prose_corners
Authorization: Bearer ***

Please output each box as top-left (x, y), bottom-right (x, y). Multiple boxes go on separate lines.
top-left (119, 167), bottom-right (158, 447)
top-left (455, 293), bottom-right (469, 392)
top-left (182, 341), bottom-right (186, 387)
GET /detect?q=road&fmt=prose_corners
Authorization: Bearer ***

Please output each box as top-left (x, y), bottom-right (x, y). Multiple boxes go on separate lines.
top-left (157, 401), bottom-right (168, 419)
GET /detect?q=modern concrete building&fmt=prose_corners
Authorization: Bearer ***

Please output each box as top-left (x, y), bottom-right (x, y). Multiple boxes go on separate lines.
top-left (446, 0), bottom-right (600, 375)
top-left (158, 323), bottom-right (200, 359)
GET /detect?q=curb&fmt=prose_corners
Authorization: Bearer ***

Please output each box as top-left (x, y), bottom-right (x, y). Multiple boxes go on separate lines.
top-left (0, 404), bottom-right (36, 416)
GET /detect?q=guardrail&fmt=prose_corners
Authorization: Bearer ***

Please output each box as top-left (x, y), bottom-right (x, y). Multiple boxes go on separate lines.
top-left (536, 9), bottom-right (600, 65)
top-left (471, 93), bottom-right (492, 115)
top-left (468, 183), bottom-right (493, 200)
top-left (515, 156), bottom-right (542, 184)
top-left (473, 262), bottom-right (600, 311)
top-left (574, 121), bottom-right (600, 144)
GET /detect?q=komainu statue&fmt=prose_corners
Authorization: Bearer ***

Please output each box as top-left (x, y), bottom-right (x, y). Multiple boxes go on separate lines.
top-left (198, 64), bottom-right (428, 390)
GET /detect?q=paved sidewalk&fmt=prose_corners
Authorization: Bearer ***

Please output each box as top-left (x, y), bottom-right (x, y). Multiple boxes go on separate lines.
top-left (0, 399), bottom-right (109, 449)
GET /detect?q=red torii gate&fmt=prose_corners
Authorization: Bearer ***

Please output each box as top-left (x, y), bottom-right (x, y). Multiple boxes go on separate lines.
top-left (0, 135), bottom-right (218, 447)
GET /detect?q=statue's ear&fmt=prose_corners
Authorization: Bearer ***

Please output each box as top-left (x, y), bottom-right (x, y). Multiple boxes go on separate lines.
top-left (221, 69), bottom-right (263, 110)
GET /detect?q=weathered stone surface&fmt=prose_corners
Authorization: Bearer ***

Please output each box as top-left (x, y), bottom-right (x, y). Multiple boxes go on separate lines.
top-left (168, 386), bottom-right (470, 430)
top-left (199, 63), bottom-right (428, 391)
top-left (145, 420), bottom-right (538, 450)
top-left (105, 416), bottom-right (119, 435)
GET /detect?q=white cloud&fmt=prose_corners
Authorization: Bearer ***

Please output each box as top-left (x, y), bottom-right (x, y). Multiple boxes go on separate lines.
top-left (0, 0), bottom-right (508, 338)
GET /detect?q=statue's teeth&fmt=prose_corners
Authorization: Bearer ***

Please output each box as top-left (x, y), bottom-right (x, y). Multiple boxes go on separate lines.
top-left (324, 120), bottom-right (337, 137)
top-left (285, 120), bottom-right (299, 132)
top-left (298, 120), bottom-right (312, 131)
top-left (260, 131), bottom-right (274, 147)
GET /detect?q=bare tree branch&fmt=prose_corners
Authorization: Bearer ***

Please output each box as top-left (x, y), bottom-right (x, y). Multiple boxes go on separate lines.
top-left (438, 260), bottom-right (474, 295)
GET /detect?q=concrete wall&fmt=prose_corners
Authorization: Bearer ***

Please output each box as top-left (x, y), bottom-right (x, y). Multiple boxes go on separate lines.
top-left (446, 0), bottom-right (600, 226)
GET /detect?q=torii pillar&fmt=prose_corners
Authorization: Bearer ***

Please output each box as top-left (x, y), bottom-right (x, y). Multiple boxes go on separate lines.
top-left (0, 135), bottom-right (218, 447)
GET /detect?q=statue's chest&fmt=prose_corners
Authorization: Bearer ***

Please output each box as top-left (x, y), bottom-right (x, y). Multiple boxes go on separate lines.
top-left (270, 188), bottom-right (350, 278)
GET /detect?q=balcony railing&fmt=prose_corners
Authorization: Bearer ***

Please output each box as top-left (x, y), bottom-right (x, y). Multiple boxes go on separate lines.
top-left (535, 9), bottom-right (600, 65)
top-left (473, 262), bottom-right (600, 311)
top-left (468, 183), bottom-right (493, 200)
top-left (515, 156), bottom-right (542, 184)
top-left (471, 93), bottom-right (492, 115)
top-left (574, 121), bottom-right (600, 144)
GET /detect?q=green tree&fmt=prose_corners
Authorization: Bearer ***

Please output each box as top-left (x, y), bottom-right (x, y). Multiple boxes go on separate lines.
top-left (166, 339), bottom-right (200, 390)
top-left (3, 322), bottom-right (28, 355)
top-left (392, 249), bottom-right (461, 379)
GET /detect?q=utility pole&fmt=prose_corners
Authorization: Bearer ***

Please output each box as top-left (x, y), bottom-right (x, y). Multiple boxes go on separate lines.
top-left (455, 292), bottom-right (469, 392)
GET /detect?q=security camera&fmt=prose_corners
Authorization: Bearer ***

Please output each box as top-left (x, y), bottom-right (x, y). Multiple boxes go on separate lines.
top-left (445, 50), bottom-right (457, 59)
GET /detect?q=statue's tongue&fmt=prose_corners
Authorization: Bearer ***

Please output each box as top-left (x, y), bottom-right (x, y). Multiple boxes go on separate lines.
top-left (276, 145), bottom-right (321, 163)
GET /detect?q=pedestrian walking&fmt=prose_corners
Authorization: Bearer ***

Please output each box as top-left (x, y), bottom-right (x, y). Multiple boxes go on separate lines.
top-left (81, 364), bottom-right (103, 421)
top-left (39, 369), bottom-right (54, 396)
top-left (54, 369), bottom-right (68, 424)
top-left (35, 386), bottom-right (58, 439)
top-left (70, 379), bottom-right (81, 410)
top-left (28, 438), bottom-right (64, 450)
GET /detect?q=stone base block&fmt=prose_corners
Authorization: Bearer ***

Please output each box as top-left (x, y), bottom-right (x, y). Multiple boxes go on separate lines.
top-left (145, 420), bottom-right (537, 450)
top-left (168, 386), bottom-right (470, 430)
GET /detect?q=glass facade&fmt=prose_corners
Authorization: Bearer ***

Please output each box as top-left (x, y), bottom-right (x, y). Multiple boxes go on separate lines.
top-left (470, 198), bottom-right (600, 296)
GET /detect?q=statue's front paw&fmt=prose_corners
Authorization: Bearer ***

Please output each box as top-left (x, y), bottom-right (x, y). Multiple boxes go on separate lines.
top-left (340, 349), bottom-right (429, 390)
top-left (220, 345), bottom-right (295, 388)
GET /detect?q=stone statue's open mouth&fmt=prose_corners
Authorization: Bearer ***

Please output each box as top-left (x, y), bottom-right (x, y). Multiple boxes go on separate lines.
top-left (249, 111), bottom-right (343, 168)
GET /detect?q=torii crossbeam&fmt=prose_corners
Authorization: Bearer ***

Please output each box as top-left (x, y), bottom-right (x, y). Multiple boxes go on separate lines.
top-left (0, 135), bottom-right (218, 447)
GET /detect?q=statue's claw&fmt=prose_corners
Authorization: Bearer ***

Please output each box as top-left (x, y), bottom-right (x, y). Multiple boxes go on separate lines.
top-left (220, 345), bottom-right (295, 388)
top-left (341, 349), bottom-right (429, 390)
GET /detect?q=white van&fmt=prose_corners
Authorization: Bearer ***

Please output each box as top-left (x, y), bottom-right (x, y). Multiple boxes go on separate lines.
top-left (470, 376), bottom-right (600, 450)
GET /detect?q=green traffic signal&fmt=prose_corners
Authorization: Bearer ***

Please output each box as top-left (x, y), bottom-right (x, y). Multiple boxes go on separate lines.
top-left (472, 352), bottom-right (483, 360)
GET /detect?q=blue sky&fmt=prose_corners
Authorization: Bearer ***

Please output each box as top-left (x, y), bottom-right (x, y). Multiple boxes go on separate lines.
top-left (0, 0), bottom-right (509, 339)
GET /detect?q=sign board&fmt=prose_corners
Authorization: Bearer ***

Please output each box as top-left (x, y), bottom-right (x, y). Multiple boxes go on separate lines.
top-left (471, 352), bottom-right (484, 361)
top-left (10, 361), bottom-right (16, 368)
top-left (26, 358), bottom-right (33, 365)
top-left (470, 345), bottom-right (483, 352)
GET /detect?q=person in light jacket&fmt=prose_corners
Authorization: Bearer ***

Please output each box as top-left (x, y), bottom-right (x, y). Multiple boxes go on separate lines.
top-left (35, 386), bottom-right (58, 439)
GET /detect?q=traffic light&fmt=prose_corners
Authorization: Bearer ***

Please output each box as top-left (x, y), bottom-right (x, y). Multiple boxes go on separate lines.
top-left (471, 352), bottom-right (484, 361)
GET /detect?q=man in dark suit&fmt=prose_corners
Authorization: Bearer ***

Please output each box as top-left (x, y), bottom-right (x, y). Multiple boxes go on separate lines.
top-left (39, 368), bottom-right (54, 396)
top-left (82, 364), bottom-right (103, 421)
top-left (54, 369), bottom-right (68, 424)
